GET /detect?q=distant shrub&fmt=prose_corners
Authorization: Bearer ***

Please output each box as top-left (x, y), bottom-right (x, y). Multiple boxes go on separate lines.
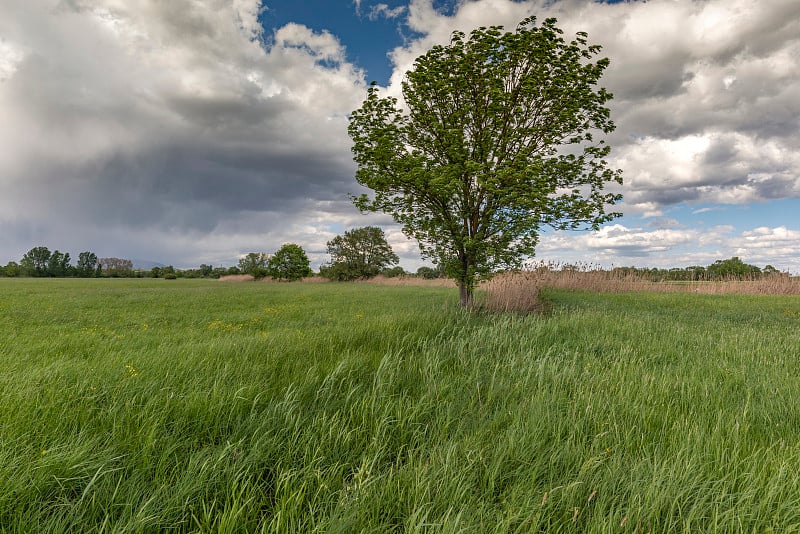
top-left (382, 266), bottom-right (406, 278)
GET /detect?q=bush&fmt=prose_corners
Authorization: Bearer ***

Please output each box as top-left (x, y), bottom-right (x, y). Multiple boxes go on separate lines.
top-left (382, 266), bottom-right (406, 278)
top-left (268, 244), bottom-right (312, 281)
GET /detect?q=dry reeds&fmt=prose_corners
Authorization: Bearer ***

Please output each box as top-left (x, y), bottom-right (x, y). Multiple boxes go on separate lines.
top-left (217, 274), bottom-right (255, 282)
top-left (481, 271), bottom-right (543, 313)
top-left (362, 275), bottom-right (456, 287)
top-left (541, 266), bottom-right (799, 296)
top-left (299, 275), bottom-right (331, 283)
top-left (481, 262), bottom-right (800, 313)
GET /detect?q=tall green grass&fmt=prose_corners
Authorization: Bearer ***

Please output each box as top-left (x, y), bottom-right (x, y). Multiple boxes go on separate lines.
top-left (1, 278), bottom-right (799, 532)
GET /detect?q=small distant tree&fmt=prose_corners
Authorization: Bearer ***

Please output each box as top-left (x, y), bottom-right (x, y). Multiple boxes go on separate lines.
top-left (199, 264), bottom-right (213, 277)
top-left (382, 265), bottom-right (406, 278)
top-left (762, 265), bottom-right (788, 278)
top-left (706, 257), bottom-right (761, 280)
top-left (238, 252), bottom-right (270, 279)
top-left (76, 251), bottom-right (99, 277)
top-left (20, 246), bottom-right (51, 276)
top-left (323, 226), bottom-right (399, 281)
top-left (268, 244), bottom-right (312, 281)
top-left (47, 250), bottom-right (71, 277)
top-left (4, 261), bottom-right (20, 277)
top-left (416, 266), bottom-right (443, 279)
top-left (99, 257), bottom-right (133, 277)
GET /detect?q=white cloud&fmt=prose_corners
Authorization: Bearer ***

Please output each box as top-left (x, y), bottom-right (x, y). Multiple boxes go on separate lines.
top-left (536, 223), bottom-right (800, 274)
top-left (368, 4), bottom-right (407, 21)
top-left (0, 38), bottom-right (25, 81)
top-left (1, 0), bottom-right (798, 273)
top-left (386, 0), bottom-right (800, 214)
top-left (0, 0), bottom-right (371, 266)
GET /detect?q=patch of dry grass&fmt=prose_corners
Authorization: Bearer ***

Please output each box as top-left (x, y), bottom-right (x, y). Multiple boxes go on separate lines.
top-left (534, 267), bottom-right (800, 295)
top-left (217, 274), bottom-right (255, 282)
top-left (362, 275), bottom-right (456, 287)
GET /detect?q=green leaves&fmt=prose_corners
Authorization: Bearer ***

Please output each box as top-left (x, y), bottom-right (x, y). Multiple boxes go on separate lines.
top-left (348, 17), bottom-right (622, 306)
top-left (322, 227), bottom-right (399, 281)
top-left (268, 244), bottom-right (312, 281)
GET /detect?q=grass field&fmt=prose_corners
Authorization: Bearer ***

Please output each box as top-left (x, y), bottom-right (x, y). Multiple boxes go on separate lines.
top-left (1, 278), bottom-right (799, 532)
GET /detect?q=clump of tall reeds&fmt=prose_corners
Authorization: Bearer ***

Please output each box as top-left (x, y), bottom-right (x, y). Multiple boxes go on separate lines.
top-left (481, 271), bottom-right (543, 313)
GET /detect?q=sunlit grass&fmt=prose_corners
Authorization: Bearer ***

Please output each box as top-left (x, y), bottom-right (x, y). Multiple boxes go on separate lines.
top-left (1, 278), bottom-right (799, 531)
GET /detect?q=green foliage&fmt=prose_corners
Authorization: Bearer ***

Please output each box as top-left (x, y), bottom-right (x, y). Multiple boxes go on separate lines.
top-left (349, 17), bottom-right (622, 306)
top-left (76, 251), bottom-right (99, 277)
top-left (322, 226), bottom-right (399, 281)
top-left (237, 252), bottom-right (270, 279)
top-left (99, 257), bottom-right (133, 278)
top-left (416, 265), bottom-right (446, 279)
top-left (268, 243), bottom-right (312, 281)
top-left (198, 264), bottom-right (213, 277)
top-left (20, 246), bottom-right (51, 276)
top-left (381, 265), bottom-right (406, 278)
top-left (211, 267), bottom-right (228, 279)
top-left (606, 258), bottom-right (781, 281)
top-left (706, 256), bottom-right (762, 279)
top-left (47, 250), bottom-right (71, 277)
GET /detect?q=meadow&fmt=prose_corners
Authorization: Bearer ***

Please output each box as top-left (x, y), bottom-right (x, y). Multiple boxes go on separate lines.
top-left (1, 277), bottom-right (799, 532)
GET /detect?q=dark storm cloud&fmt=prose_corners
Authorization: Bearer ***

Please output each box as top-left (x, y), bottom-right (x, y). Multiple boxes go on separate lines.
top-left (0, 0), bottom-right (371, 265)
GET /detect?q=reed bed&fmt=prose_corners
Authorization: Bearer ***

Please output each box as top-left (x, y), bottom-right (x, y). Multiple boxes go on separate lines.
top-left (362, 274), bottom-right (456, 287)
top-left (482, 264), bottom-right (800, 312)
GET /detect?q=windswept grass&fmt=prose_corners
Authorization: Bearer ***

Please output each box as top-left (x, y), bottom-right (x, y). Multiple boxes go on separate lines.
top-left (1, 278), bottom-right (799, 531)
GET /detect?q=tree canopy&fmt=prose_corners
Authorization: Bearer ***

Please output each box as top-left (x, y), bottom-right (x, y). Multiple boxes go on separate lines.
top-left (20, 246), bottom-right (51, 277)
top-left (348, 17), bottom-right (622, 306)
top-left (268, 243), bottom-right (312, 281)
top-left (238, 252), bottom-right (270, 279)
top-left (321, 226), bottom-right (399, 281)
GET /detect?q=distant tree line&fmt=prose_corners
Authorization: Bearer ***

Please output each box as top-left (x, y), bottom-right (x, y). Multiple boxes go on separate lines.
top-left (2, 242), bottom-right (782, 283)
top-left (536, 257), bottom-right (788, 281)
top-left (0, 247), bottom-right (102, 278)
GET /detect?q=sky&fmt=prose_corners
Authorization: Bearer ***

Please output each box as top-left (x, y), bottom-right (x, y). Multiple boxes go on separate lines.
top-left (0, 0), bottom-right (798, 273)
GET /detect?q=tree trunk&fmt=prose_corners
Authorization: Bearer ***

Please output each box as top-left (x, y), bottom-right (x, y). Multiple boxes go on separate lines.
top-left (459, 283), bottom-right (473, 308)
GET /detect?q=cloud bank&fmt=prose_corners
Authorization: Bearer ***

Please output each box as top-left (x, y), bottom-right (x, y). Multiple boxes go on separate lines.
top-left (0, 0), bottom-right (798, 272)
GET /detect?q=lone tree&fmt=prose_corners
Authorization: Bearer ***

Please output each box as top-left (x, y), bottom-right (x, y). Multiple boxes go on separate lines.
top-left (322, 226), bottom-right (399, 281)
top-left (706, 257), bottom-right (762, 280)
top-left (268, 243), bottom-right (312, 281)
top-left (348, 17), bottom-right (622, 306)
top-left (238, 252), bottom-right (270, 279)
